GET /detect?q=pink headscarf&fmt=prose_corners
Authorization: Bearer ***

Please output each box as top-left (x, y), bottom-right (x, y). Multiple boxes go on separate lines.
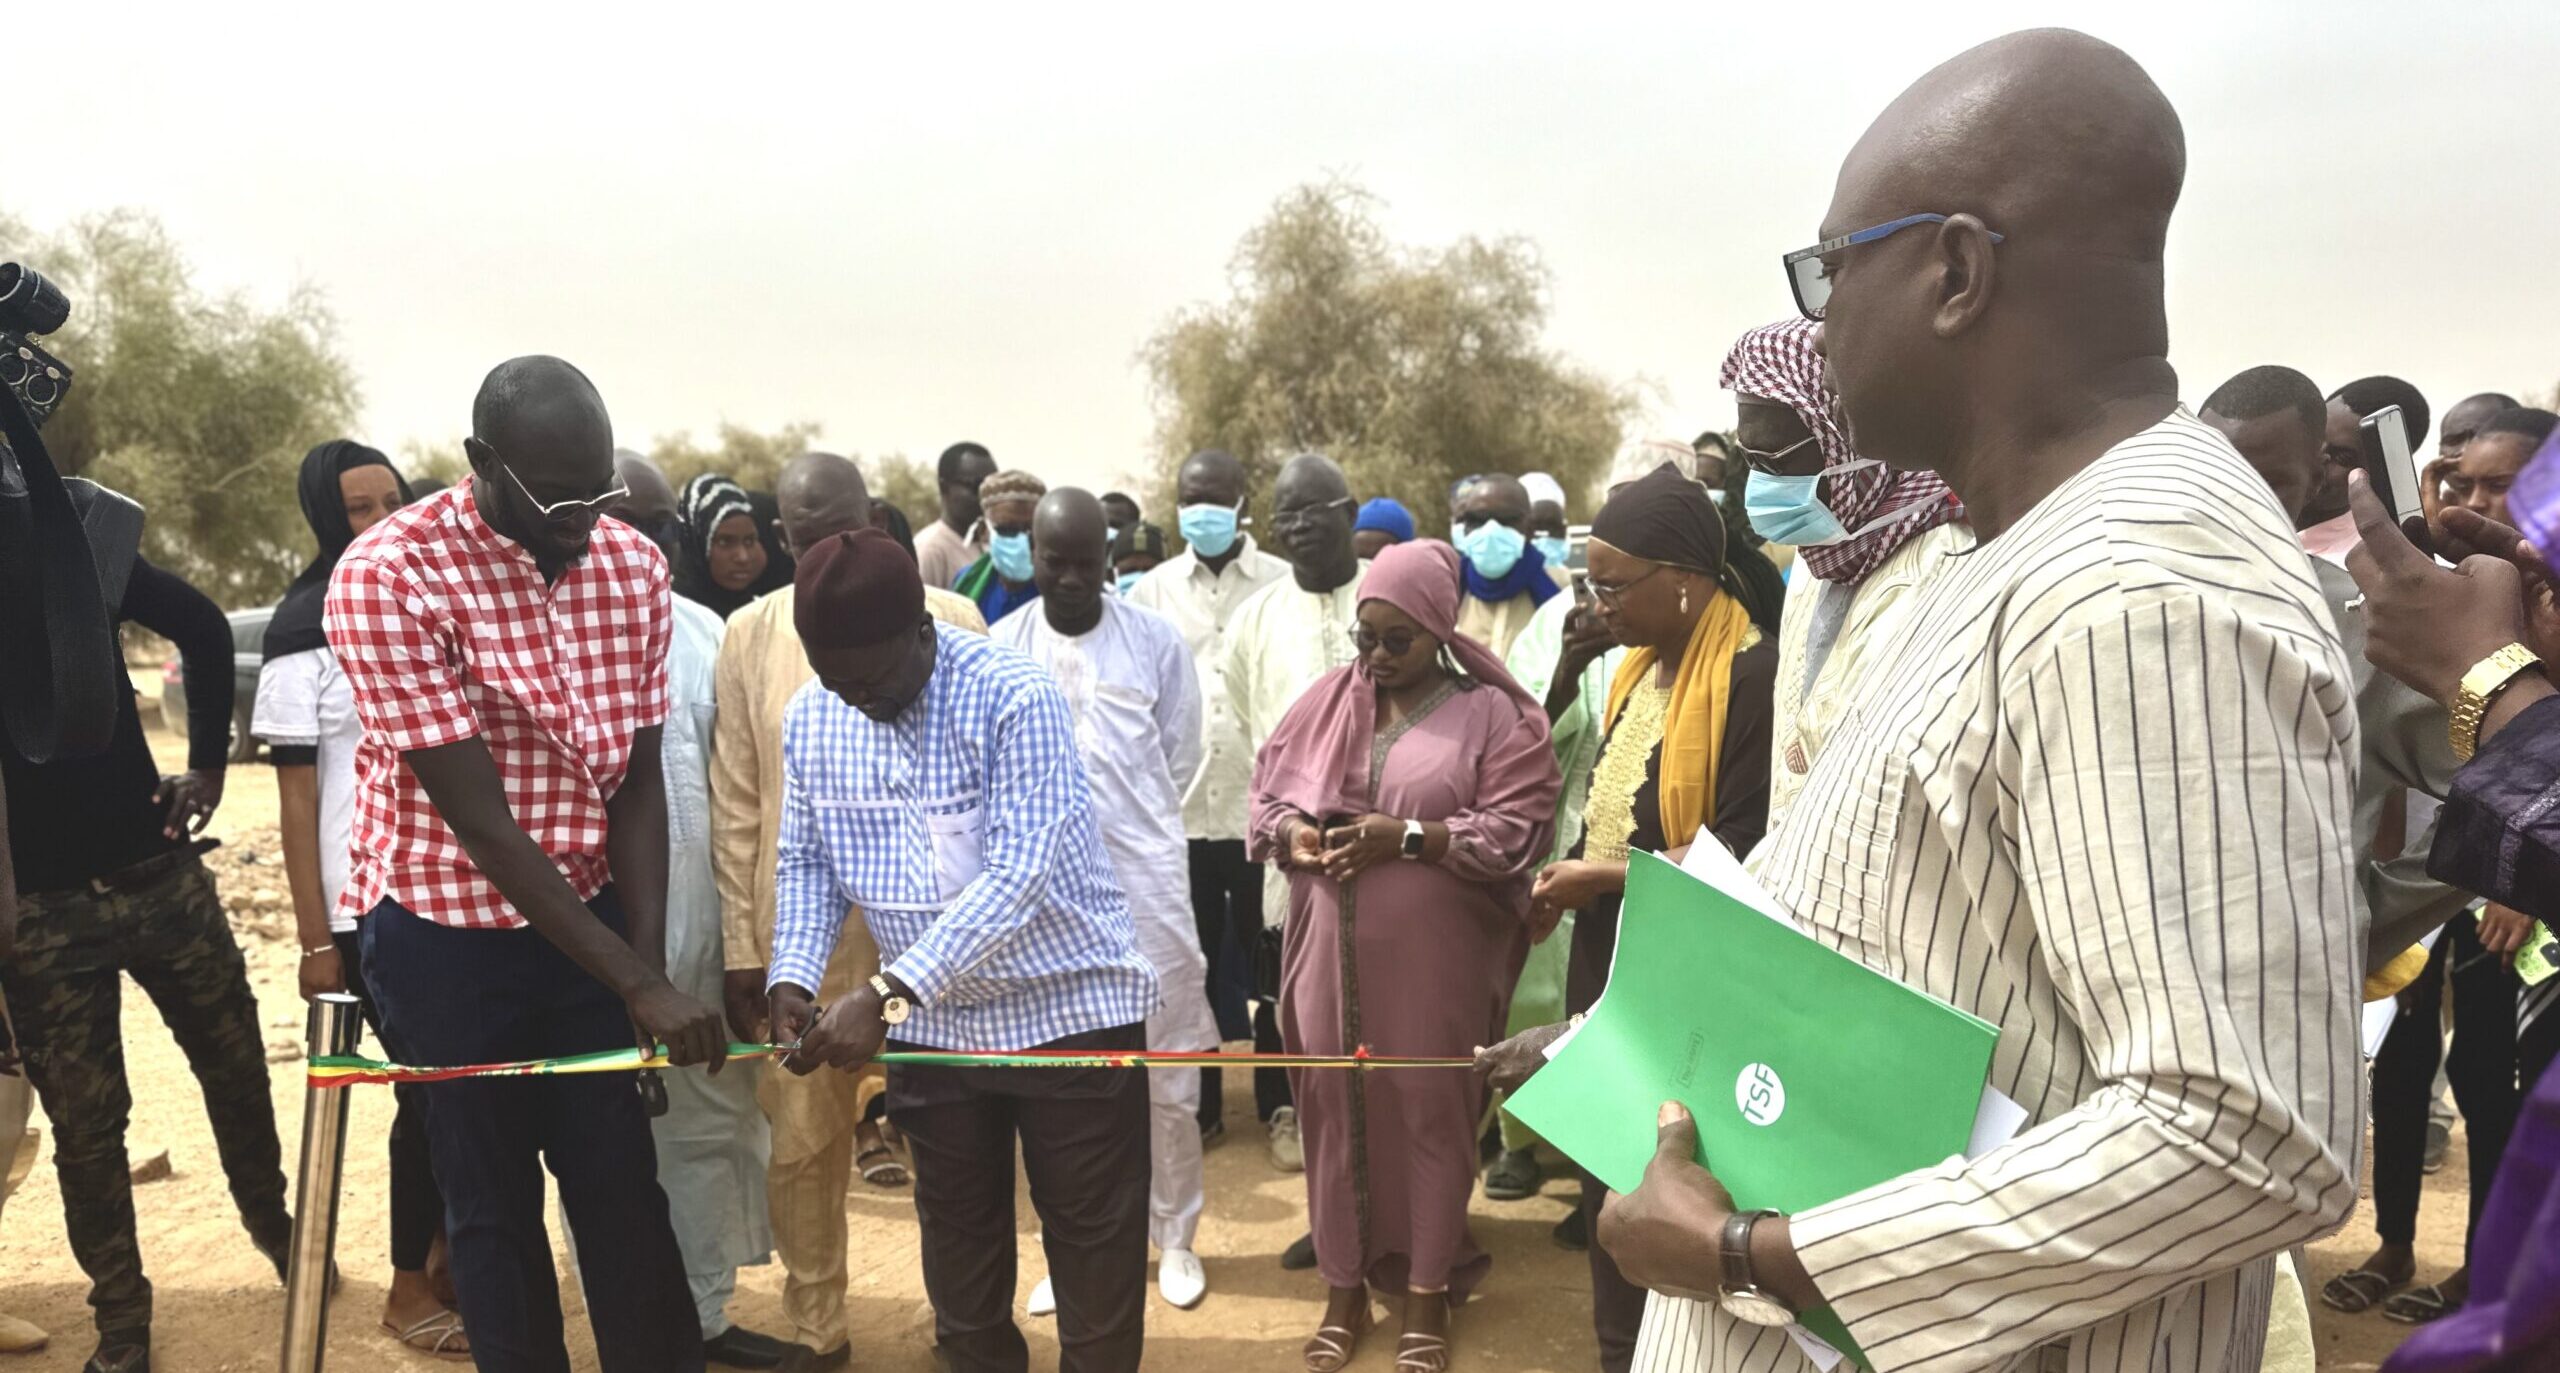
top-left (1719, 318), bottom-right (1962, 585)
top-left (1251, 539), bottom-right (1548, 825)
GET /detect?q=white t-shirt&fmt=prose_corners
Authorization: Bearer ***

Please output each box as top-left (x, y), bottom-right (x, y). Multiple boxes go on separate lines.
top-left (253, 647), bottom-right (363, 931)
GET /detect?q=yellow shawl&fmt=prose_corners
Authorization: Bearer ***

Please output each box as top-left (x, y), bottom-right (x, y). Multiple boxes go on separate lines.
top-left (1602, 591), bottom-right (1755, 846)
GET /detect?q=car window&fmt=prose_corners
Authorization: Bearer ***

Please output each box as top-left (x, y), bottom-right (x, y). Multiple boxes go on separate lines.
top-left (231, 608), bottom-right (271, 656)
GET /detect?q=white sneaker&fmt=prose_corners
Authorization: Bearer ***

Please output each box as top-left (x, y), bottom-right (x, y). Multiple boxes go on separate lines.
top-left (1267, 1106), bottom-right (1304, 1173)
top-left (1027, 1275), bottom-right (1057, 1317)
top-left (1158, 1249), bottom-right (1208, 1309)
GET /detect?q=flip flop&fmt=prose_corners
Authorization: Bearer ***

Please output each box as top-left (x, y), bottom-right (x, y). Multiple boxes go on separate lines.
top-left (1482, 1150), bottom-right (1542, 1202)
top-left (383, 1310), bottom-right (472, 1362)
top-left (2383, 1283), bottom-right (2462, 1325)
top-left (856, 1144), bottom-right (910, 1188)
top-left (2319, 1267), bottom-right (2401, 1314)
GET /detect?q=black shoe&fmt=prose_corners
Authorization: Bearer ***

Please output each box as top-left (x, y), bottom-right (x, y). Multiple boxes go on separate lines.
top-left (85, 1334), bottom-right (150, 1373)
top-left (1200, 1118), bottom-right (1228, 1146)
top-left (250, 1223), bottom-right (341, 1293)
top-left (705, 1325), bottom-right (797, 1370)
top-left (775, 1341), bottom-right (852, 1373)
top-left (1280, 1232), bottom-right (1318, 1271)
top-left (1552, 1209), bottom-right (1589, 1251)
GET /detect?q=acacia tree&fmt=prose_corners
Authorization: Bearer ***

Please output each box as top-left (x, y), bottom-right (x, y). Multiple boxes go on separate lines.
top-left (1143, 181), bottom-right (1638, 534)
top-left (4, 208), bottom-right (361, 607)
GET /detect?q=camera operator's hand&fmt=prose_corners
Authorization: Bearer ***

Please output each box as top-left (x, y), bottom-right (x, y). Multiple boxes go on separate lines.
top-left (158, 769), bottom-right (224, 840)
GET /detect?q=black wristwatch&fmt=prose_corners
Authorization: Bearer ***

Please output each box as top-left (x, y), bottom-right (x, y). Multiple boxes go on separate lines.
top-left (1717, 1209), bottom-right (1796, 1327)
top-left (1400, 818), bottom-right (1425, 859)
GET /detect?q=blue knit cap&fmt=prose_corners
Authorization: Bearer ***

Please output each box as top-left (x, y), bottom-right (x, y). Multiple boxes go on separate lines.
top-left (1353, 497), bottom-right (1415, 542)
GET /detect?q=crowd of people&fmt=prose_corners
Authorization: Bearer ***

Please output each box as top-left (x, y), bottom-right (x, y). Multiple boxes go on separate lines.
top-left (6, 22), bottom-right (2560, 1373)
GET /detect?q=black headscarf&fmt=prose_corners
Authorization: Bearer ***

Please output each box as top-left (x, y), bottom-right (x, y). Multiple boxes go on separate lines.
top-left (1591, 462), bottom-right (1726, 573)
top-left (747, 489), bottom-right (795, 596)
top-left (870, 499), bottom-right (918, 561)
top-left (1590, 462), bottom-right (1783, 635)
top-left (674, 473), bottom-right (760, 618)
top-left (266, 440), bottom-right (410, 662)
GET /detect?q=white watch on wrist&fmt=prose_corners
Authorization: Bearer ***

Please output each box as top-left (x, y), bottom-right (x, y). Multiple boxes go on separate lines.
top-left (1400, 818), bottom-right (1425, 859)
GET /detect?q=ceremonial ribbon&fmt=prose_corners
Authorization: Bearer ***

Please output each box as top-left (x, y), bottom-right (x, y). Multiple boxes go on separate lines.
top-left (306, 1043), bottom-right (1475, 1089)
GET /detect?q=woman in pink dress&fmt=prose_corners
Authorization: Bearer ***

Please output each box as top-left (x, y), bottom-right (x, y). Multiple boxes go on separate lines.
top-left (1250, 539), bottom-right (1561, 1373)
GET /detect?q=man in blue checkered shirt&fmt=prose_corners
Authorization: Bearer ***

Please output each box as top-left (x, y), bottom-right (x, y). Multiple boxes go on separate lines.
top-left (767, 527), bottom-right (1159, 1373)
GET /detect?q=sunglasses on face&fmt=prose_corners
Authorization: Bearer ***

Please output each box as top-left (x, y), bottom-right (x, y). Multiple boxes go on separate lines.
top-left (1349, 624), bottom-right (1421, 658)
top-left (1738, 434), bottom-right (1821, 474)
top-left (1780, 212), bottom-right (2008, 321)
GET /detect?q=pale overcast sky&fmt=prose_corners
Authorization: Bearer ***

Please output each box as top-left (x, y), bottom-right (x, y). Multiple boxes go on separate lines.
top-left (19, 1), bottom-right (2559, 498)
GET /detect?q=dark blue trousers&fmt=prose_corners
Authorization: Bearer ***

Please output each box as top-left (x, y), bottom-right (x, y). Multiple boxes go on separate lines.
top-left (361, 889), bottom-right (702, 1373)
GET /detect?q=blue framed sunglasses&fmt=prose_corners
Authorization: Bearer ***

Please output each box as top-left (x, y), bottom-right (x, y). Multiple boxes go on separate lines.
top-left (1780, 213), bottom-right (2006, 321)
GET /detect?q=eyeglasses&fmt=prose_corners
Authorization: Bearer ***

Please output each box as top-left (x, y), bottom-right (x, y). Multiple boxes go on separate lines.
top-left (1738, 434), bottom-right (1821, 475)
top-left (480, 440), bottom-right (629, 519)
top-left (1587, 564), bottom-right (1667, 609)
top-left (1270, 498), bottom-right (1355, 535)
top-left (1349, 624), bottom-right (1420, 658)
top-left (1781, 213), bottom-right (2007, 321)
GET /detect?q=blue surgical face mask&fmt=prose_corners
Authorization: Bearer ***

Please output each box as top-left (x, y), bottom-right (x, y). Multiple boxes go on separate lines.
top-left (1115, 570), bottom-right (1143, 596)
top-left (1177, 503), bottom-right (1241, 558)
top-left (1459, 521), bottom-right (1527, 579)
top-left (989, 530), bottom-right (1035, 582)
top-left (1744, 459), bottom-right (1882, 546)
top-left (1531, 535), bottom-right (1570, 568)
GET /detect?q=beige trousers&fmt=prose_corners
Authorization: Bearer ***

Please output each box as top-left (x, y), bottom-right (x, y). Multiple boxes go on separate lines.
top-left (759, 934), bottom-right (887, 1354)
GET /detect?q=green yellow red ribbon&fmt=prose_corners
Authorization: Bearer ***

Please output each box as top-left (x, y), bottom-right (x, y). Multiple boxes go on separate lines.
top-left (307, 1043), bottom-right (1473, 1088)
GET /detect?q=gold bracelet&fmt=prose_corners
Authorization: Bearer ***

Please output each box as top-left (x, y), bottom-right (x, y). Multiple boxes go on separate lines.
top-left (2449, 643), bottom-right (2542, 762)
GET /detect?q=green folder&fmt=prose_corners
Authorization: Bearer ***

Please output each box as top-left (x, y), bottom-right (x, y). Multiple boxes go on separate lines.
top-left (1508, 850), bottom-right (1998, 1366)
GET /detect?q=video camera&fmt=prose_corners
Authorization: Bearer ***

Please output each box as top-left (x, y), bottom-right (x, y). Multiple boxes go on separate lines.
top-left (0, 263), bottom-right (73, 425)
top-left (0, 260), bottom-right (136, 762)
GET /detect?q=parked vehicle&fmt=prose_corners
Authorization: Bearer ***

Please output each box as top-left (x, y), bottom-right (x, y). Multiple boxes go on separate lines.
top-left (161, 605), bottom-right (274, 763)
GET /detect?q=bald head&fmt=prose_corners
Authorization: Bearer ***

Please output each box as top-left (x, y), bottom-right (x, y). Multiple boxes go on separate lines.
top-left (466, 355), bottom-right (617, 568)
top-left (1274, 453), bottom-right (1351, 507)
top-left (1455, 474), bottom-right (1530, 532)
top-left (1031, 488), bottom-right (1112, 632)
top-left (1175, 450), bottom-right (1248, 512)
top-left (1817, 30), bottom-right (2185, 499)
top-left (610, 452), bottom-right (676, 525)
top-left (472, 356), bottom-right (610, 457)
top-left (776, 451), bottom-right (872, 556)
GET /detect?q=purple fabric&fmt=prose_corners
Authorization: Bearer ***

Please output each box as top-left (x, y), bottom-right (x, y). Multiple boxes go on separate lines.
top-left (2384, 1057), bottom-right (2560, 1371)
top-left (2508, 426), bottom-right (2560, 569)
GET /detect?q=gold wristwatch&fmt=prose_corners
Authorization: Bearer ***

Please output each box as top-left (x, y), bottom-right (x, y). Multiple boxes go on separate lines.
top-left (2449, 643), bottom-right (2542, 762)
top-left (869, 973), bottom-right (912, 1026)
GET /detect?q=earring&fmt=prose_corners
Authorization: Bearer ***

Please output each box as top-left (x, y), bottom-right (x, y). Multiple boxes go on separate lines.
top-left (1680, 585), bottom-right (1691, 615)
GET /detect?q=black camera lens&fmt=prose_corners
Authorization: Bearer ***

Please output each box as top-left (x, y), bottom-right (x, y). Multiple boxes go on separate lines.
top-left (0, 263), bottom-right (71, 338)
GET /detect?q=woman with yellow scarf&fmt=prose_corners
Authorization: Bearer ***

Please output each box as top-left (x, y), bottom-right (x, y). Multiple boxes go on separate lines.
top-left (1512, 459), bottom-right (1778, 1373)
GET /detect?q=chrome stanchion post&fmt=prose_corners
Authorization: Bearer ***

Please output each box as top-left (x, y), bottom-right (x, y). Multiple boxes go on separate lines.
top-left (279, 992), bottom-right (360, 1373)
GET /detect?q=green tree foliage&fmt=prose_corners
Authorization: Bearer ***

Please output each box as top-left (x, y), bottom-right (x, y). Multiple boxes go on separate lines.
top-left (4, 208), bottom-right (361, 608)
top-left (1142, 181), bottom-right (1640, 535)
top-left (869, 453), bottom-right (943, 529)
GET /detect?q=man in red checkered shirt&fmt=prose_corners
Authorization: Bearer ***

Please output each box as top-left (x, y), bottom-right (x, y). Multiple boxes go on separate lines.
top-left (325, 355), bottom-right (729, 1373)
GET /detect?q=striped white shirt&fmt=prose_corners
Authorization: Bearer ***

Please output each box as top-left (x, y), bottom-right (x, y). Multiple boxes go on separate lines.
top-left (1636, 412), bottom-right (2363, 1373)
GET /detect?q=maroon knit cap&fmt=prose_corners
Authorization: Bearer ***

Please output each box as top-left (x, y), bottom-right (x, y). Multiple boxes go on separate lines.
top-left (794, 528), bottom-right (924, 649)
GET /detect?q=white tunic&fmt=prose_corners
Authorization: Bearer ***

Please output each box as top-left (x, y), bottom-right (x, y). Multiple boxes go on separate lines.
top-left (1125, 537), bottom-right (1289, 841)
top-left (993, 598), bottom-right (1218, 1051)
top-left (252, 647), bottom-right (365, 929)
top-left (1638, 413), bottom-right (2362, 1373)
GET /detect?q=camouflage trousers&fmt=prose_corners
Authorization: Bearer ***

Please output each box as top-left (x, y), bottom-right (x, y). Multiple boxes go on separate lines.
top-left (0, 854), bottom-right (288, 1340)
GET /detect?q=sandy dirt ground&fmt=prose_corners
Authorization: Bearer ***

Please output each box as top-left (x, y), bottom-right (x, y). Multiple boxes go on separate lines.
top-left (0, 723), bottom-right (2465, 1371)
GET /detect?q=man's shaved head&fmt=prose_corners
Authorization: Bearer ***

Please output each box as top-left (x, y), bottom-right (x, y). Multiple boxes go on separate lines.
top-left (1031, 487), bottom-right (1112, 633)
top-left (1818, 30), bottom-right (2185, 487)
top-left (1175, 450), bottom-right (1248, 512)
top-left (464, 355), bottom-right (618, 570)
top-left (776, 451), bottom-right (873, 557)
top-left (611, 451), bottom-right (676, 525)
top-left (1455, 474), bottom-right (1531, 531)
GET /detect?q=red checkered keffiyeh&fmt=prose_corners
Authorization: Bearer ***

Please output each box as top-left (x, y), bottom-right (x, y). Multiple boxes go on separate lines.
top-left (1718, 318), bottom-right (1962, 585)
top-left (324, 484), bottom-right (673, 929)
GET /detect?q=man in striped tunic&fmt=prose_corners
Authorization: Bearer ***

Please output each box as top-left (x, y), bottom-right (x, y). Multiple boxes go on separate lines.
top-left (1596, 29), bottom-right (2364, 1373)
